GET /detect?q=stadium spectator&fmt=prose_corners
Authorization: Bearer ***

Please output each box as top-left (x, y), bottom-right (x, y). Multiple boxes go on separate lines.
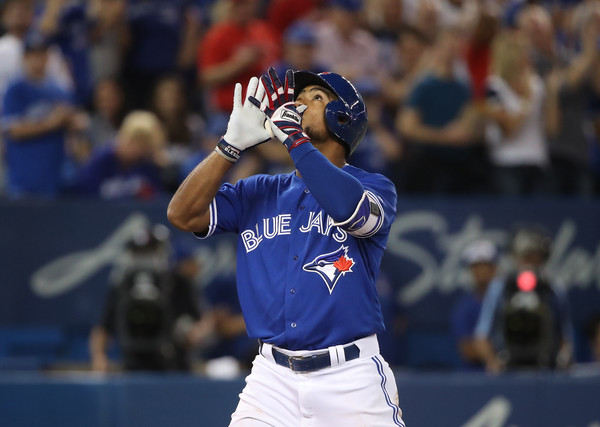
top-left (87, 0), bottom-right (127, 83)
top-left (516, 4), bottom-right (566, 79)
top-left (266, 0), bottom-right (322, 40)
top-left (406, 0), bottom-right (442, 41)
top-left (314, 0), bottom-right (384, 83)
top-left (198, 274), bottom-right (258, 371)
top-left (0, 0), bottom-right (73, 105)
top-left (197, 0), bottom-right (279, 118)
top-left (365, 0), bottom-right (405, 42)
top-left (381, 24), bottom-right (431, 124)
top-left (90, 224), bottom-right (203, 372)
top-left (480, 30), bottom-right (551, 195)
top-left (570, 313), bottom-right (600, 374)
top-left (37, 0), bottom-right (95, 106)
top-left (349, 79), bottom-right (401, 177)
top-left (396, 26), bottom-right (481, 194)
top-left (120, 0), bottom-right (201, 110)
top-left (150, 74), bottom-right (204, 192)
top-left (1, 33), bottom-right (79, 199)
top-left (404, 0), bottom-right (479, 32)
top-left (451, 239), bottom-right (499, 371)
top-left (592, 78), bottom-right (600, 195)
top-left (474, 225), bottom-right (574, 373)
top-left (589, 316), bottom-right (600, 363)
top-left (543, 2), bottom-right (600, 195)
top-left (464, 4), bottom-right (501, 101)
top-left (273, 20), bottom-right (327, 78)
top-left (74, 110), bottom-right (166, 199)
top-left (86, 78), bottom-right (126, 151)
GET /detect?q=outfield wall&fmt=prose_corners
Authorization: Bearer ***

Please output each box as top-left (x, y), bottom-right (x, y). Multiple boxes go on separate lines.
top-left (1, 197), bottom-right (598, 367)
top-left (1, 371), bottom-right (599, 427)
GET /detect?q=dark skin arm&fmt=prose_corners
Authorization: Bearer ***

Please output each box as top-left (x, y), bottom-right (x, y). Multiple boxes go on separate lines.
top-left (167, 151), bottom-right (234, 233)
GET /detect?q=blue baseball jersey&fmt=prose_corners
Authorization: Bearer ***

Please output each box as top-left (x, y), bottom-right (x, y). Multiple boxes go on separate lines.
top-left (197, 164), bottom-right (397, 351)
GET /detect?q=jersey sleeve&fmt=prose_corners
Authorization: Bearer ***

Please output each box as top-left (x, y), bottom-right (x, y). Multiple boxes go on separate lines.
top-left (332, 173), bottom-right (397, 239)
top-left (193, 180), bottom-right (245, 239)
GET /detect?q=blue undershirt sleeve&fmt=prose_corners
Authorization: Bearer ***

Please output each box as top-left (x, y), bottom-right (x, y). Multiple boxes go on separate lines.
top-left (289, 142), bottom-right (364, 223)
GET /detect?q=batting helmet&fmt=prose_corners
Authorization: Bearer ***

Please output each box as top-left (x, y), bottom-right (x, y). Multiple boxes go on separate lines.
top-left (293, 71), bottom-right (367, 155)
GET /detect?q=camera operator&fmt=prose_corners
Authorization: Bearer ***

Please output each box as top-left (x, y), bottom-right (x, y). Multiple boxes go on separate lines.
top-left (89, 224), bottom-right (202, 372)
top-left (474, 226), bottom-right (574, 373)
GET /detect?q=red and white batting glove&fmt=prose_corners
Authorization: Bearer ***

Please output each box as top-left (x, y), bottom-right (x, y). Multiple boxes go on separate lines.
top-left (249, 68), bottom-right (309, 152)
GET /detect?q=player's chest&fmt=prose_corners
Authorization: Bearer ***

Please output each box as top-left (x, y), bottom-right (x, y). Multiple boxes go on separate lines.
top-left (239, 189), bottom-right (349, 253)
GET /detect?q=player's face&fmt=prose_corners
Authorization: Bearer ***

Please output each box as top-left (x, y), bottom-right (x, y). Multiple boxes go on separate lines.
top-left (295, 85), bottom-right (335, 144)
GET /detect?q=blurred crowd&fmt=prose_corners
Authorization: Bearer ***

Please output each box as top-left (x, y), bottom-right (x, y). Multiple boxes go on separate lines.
top-left (1, 0), bottom-right (600, 200)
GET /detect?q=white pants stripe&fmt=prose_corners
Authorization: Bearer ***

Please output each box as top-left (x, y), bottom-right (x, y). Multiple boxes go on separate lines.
top-left (372, 355), bottom-right (405, 427)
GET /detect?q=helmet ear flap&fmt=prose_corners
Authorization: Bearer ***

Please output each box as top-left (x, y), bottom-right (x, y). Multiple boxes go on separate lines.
top-left (327, 100), bottom-right (351, 125)
top-left (324, 99), bottom-right (363, 152)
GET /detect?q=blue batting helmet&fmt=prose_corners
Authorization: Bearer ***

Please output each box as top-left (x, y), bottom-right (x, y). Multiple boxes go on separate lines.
top-left (293, 70), bottom-right (367, 155)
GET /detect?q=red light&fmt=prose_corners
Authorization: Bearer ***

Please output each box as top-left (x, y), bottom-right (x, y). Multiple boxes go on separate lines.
top-left (517, 271), bottom-right (537, 292)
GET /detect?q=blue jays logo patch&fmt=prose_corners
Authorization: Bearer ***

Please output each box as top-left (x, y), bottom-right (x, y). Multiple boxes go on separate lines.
top-left (303, 245), bottom-right (355, 294)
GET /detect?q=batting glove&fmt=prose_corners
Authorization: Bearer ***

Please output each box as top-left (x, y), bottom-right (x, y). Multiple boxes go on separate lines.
top-left (215, 76), bottom-right (272, 163)
top-left (249, 68), bottom-right (310, 152)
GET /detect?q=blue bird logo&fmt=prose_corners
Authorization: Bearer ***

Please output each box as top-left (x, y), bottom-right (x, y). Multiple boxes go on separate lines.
top-left (303, 245), bottom-right (355, 294)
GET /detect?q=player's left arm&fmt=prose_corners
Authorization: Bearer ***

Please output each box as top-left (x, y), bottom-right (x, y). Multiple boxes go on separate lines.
top-left (330, 176), bottom-right (396, 238)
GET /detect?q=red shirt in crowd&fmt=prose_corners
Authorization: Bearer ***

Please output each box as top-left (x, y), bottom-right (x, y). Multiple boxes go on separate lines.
top-left (199, 20), bottom-right (279, 113)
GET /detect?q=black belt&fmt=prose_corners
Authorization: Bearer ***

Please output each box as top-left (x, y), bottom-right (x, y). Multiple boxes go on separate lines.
top-left (263, 342), bottom-right (360, 373)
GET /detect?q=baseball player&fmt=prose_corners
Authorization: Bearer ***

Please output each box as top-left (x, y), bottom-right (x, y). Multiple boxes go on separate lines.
top-left (168, 67), bottom-right (404, 426)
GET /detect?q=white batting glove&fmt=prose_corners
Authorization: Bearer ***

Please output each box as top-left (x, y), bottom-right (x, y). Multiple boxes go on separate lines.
top-left (215, 77), bottom-right (272, 162)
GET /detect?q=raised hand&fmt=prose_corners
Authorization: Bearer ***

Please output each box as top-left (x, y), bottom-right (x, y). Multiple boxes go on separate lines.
top-left (215, 76), bottom-right (272, 162)
top-left (249, 68), bottom-right (310, 152)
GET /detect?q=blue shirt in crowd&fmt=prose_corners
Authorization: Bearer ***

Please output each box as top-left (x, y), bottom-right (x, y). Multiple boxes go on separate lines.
top-left (75, 145), bottom-right (162, 199)
top-left (451, 291), bottom-right (485, 371)
top-left (406, 73), bottom-right (472, 161)
top-left (407, 73), bottom-right (471, 129)
top-left (48, 2), bottom-right (93, 105)
top-left (2, 77), bottom-right (72, 198)
top-left (126, 0), bottom-right (191, 73)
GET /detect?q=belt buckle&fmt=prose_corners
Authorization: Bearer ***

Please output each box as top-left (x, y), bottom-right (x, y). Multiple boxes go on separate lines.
top-left (288, 354), bottom-right (319, 372)
top-left (288, 355), bottom-right (307, 371)
top-left (288, 355), bottom-right (315, 372)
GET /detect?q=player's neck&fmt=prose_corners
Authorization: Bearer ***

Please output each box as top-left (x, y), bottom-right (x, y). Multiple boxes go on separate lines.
top-left (311, 140), bottom-right (347, 168)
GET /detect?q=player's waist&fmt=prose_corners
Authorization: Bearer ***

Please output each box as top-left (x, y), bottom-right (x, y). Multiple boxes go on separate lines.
top-left (259, 334), bottom-right (379, 373)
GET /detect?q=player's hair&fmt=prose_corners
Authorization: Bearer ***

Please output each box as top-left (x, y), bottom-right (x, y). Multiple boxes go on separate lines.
top-left (118, 110), bottom-right (166, 152)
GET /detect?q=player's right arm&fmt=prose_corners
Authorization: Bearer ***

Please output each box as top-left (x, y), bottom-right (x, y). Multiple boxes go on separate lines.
top-left (168, 77), bottom-right (271, 233)
top-left (168, 151), bottom-right (233, 233)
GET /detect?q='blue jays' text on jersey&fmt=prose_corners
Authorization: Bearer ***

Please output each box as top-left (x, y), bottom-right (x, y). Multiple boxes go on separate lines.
top-left (196, 165), bottom-right (397, 351)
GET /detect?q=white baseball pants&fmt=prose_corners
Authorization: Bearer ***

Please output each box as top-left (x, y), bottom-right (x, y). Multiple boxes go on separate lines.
top-left (229, 335), bottom-right (405, 427)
